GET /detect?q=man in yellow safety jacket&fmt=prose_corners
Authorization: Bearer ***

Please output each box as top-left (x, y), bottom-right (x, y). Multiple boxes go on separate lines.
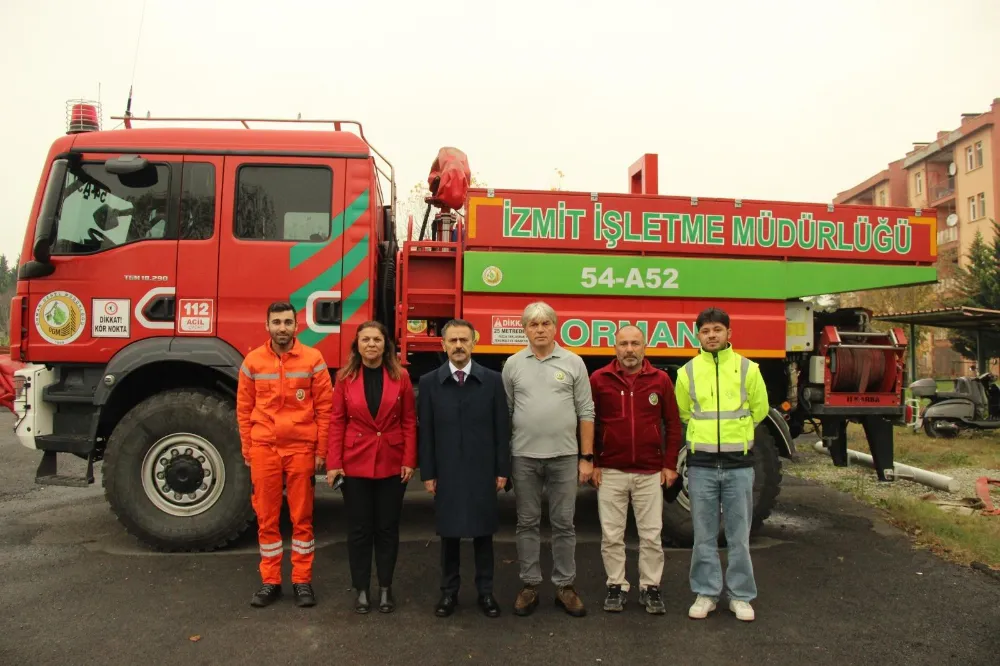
top-left (674, 307), bottom-right (769, 623)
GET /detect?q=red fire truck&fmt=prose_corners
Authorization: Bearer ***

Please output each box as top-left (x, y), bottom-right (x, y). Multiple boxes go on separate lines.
top-left (4, 101), bottom-right (937, 551)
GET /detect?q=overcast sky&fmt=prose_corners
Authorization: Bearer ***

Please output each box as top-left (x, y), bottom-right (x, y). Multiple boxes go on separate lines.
top-left (2, 0), bottom-right (999, 261)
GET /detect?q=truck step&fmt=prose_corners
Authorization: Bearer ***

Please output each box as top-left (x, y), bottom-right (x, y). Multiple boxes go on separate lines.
top-left (408, 288), bottom-right (457, 296)
top-left (34, 450), bottom-right (94, 487)
top-left (36, 474), bottom-right (94, 487)
top-left (403, 336), bottom-right (446, 352)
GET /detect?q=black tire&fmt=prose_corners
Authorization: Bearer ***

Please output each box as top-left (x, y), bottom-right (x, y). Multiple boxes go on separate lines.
top-left (102, 389), bottom-right (255, 552)
top-left (923, 417), bottom-right (959, 439)
top-left (661, 425), bottom-right (782, 548)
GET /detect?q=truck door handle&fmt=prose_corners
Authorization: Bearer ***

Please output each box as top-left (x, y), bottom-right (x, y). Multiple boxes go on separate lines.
top-left (143, 295), bottom-right (175, 322)
top-left (314, 299), bottom-right (342, 325)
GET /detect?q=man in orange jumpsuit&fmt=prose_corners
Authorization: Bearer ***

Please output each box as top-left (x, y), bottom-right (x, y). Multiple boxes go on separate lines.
top-left (237, 301), bottom-right (334, 608)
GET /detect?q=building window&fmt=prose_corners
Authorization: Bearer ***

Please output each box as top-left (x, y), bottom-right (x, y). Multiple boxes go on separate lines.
top-left (234, 165), bottom-right (333, 241)
top-left (915, 172), bottom-right (923, 195)
top-left (968, 193), bottom-right (986, 221)
top-left (967, 141), bottom-right (984, 171)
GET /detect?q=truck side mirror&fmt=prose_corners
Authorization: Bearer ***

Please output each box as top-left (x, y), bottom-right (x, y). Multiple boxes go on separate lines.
top-left (92, 204), bottom-right (120, 231)
top-left (105, 155), bottom-right (148, 175)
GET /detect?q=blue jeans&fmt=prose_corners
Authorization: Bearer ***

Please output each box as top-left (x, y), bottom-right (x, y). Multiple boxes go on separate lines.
top-left (688, 465), bottom-right (757, 602)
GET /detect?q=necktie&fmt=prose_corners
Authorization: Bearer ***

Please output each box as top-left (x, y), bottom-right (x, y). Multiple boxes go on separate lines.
top-left (456, 370), bottom-right (465, 386)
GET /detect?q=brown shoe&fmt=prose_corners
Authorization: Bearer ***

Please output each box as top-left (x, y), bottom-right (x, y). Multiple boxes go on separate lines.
top-left (555, 585), bottom-right (587, 617)
top-left (513, 585), bottom-right (539, 616)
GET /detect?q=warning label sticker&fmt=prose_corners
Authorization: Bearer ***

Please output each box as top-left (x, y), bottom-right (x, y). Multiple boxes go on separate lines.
top-left (92, 299), bottom-right (130, 338)
top-left (491, 316), bottom-right (527, 345)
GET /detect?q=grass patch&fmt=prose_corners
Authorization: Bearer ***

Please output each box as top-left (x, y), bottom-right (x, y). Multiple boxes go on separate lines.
top-left (789, 433), bottom-right (1000, 570)
top-left (846, 425), bottom-right (1000, 471)
top-left (876, 494), bottom-right (1000, 568)
top-left (803, 469), bottom-right (1000, 568)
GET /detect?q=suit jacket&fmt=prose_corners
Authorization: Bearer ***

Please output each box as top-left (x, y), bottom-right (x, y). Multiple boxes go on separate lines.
top-left (418, 360), bottom-right (511, 538)
top-left (327, 365), bottom-right (417, 479)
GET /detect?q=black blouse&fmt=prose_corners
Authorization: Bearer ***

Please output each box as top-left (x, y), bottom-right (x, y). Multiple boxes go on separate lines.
top-left (362, 364), bottom-right (383, 418)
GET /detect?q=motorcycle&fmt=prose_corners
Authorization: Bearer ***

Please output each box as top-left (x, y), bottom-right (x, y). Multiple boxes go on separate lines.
top-left (908, 372), bottom-right (1000, 438)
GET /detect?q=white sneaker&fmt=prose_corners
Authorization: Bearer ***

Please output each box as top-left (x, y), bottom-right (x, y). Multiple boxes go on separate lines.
top-left (729, 599), bottom-right (755, 621)
top-left (687, 595), bottom-right (717, 619)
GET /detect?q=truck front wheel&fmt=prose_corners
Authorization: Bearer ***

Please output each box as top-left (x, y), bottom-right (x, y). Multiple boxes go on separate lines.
top-left (661, 427), bottom-right (782, 548)
top-left (102, 389), bottom-right (255, 552)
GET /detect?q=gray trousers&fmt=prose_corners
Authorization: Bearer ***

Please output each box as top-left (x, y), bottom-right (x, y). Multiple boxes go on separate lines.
top-left (512, 454), bottom-right (578, 587)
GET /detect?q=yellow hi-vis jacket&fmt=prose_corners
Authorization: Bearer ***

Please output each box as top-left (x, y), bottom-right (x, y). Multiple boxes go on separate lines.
top-left (674, 344), bottom-right (769, 459)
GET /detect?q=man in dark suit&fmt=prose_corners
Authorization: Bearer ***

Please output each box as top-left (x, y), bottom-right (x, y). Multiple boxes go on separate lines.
top-left (418, 318), bottom-right (512, 618)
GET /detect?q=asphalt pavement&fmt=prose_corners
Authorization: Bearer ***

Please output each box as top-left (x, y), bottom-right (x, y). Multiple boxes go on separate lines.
top-left (1, 411), bottom-right (997, 666)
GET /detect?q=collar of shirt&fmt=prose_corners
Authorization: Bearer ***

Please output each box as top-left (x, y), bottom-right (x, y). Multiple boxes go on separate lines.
top-left (528, 343), bottom-right (563, 362)
top-left (449, 360), bottom-right (473, 381)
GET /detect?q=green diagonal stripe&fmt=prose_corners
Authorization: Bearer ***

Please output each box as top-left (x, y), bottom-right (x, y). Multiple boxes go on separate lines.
top-left (341, 279), bottom-right (370, 323)
top-left (290, 235), bottom-right (369, 312)
top-left (289, 189), bottom-right (369, 269)
top-left (292, 236), bottom-right (370, 349)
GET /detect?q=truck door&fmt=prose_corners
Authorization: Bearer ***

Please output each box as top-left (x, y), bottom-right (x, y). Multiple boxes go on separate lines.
top-left (217, 155), bottom-right (348, 366)
top-left (173, 156), bottom-right (222, 340)
top-left (26, 152), bottom-right (181, 364)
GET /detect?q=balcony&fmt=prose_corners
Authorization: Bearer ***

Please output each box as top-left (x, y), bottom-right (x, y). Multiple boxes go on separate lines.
top-left (937, 225), bottom-right (958, 246)
top-left (930, 177), bottom-right (955, 204)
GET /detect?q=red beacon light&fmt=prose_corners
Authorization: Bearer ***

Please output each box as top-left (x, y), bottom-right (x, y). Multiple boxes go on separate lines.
top-left (66, 99), bottom-right (101, 134)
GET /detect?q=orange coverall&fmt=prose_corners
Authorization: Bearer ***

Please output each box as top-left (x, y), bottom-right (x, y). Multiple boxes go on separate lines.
top-left (236, 338), bottom-right (334, 585)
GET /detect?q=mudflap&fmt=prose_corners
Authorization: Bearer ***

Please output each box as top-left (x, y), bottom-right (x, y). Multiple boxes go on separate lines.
top-left (821, 415), bottom-right (895, 481)
top-left (821, 417), bottom-right (849, 467)
top-left (861, 415), bottom-right (895, 482)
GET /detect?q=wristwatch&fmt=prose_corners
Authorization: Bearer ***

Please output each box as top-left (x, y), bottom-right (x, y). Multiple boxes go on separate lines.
top-left (579, 453), bottom-right (594, 462)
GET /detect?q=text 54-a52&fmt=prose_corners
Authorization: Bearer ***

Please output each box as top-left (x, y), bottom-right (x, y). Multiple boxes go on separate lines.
top-left (580, 267), bottom-right (679, 290)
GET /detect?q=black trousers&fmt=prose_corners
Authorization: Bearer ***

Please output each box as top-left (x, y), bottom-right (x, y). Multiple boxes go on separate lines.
top-left (440, 536), bottom-right (494, 597)
top-left (342, 476), bottom-right (406, 589)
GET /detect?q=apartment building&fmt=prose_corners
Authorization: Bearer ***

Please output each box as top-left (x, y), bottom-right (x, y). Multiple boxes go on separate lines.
top-left (833, 97), bottom-right (1000, 377)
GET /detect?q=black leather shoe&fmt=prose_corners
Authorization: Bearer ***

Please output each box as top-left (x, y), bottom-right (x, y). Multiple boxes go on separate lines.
top-left (354, 588), bottom-right (371, 614)
top-left (293, 583), bottom-right (316, 608)
top-left (378, 586), bottom-right (396, 613)
top-left (250, 583), bottom-right (282, 608)
top-left (435, 594), bottom-right (458, 617)
top-left (478, 594), bottom-right (501, 618)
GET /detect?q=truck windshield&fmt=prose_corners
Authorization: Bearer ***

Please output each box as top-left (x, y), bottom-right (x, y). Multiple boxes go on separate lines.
top-left (49, 161), bottom-right (170, 255)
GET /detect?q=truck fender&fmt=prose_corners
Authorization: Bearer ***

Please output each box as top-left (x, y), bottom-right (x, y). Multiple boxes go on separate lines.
top-left (93, 337), bottom-right (245, 407)
top-left (765, 407), bottom-right (795, 459)
top-left (922, 398), bottom-right (975, 421)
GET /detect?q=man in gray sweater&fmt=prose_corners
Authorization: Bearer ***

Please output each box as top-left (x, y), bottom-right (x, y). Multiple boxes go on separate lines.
top-left (502, 301), bottom-right (595, 617)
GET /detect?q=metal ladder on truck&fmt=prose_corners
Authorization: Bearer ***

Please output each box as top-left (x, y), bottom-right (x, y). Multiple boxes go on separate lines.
top-left (395, 211), bottom-right (464, 363)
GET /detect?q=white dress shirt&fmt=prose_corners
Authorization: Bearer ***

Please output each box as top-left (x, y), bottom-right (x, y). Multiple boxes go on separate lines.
top-left (449, 360), bottom-right (472, 384)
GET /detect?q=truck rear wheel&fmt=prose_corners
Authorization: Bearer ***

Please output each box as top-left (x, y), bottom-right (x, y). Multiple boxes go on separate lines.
top-left (102, 389), bottom-right (254, 552)
top-left (661, 427), bottom-right (782, 548)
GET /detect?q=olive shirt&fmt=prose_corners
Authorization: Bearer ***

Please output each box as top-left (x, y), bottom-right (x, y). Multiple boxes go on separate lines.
top-left (501, 343), bottom-right (595, 458)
